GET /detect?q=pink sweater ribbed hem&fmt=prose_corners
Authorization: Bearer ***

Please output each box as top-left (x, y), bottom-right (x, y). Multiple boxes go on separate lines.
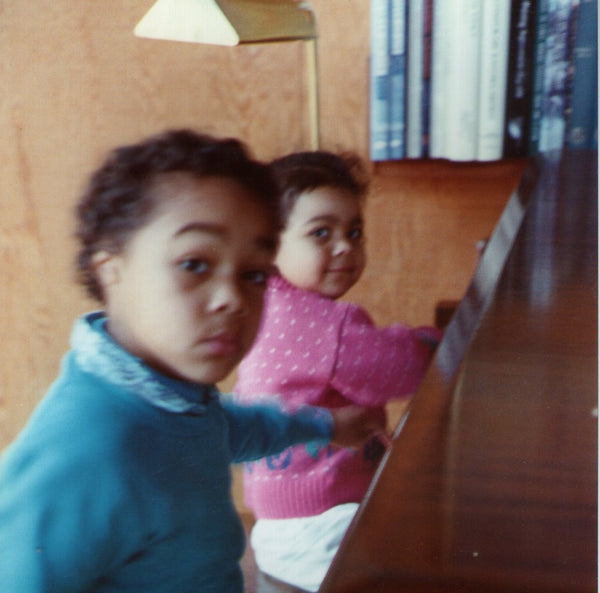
top-left (243, 445), bottom-right (378, 519)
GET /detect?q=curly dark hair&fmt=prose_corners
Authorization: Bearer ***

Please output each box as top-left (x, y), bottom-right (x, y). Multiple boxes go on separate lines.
top-left (75, 129), bottom-right (280, 302)
top-left (270, 151), bottom-right (369, 224)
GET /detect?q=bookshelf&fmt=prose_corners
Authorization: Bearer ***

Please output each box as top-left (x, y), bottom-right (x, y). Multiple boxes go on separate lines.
top-left (369, 0), bottom-right (598, 162)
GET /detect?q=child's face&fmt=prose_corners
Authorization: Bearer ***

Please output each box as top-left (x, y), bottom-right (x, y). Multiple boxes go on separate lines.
top-left (94, 174), bottom-right (276, 384)
top-left (275, 187), bottom-right (365, 299)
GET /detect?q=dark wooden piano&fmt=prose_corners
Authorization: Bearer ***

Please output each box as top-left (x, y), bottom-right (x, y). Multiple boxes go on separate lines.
top-left (319, 151), bottom-right (598, 593)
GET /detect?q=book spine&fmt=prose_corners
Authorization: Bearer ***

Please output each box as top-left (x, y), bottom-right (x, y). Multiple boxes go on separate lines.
top-left (563, 1), bottom-right (582, 141)
top-left (406, 0), bottom-right (425, 158)
top-left (538, 0), bottom-right (580, 153)
top-left (528, 0), bottom-right (549, 153)
top-left (429, 0), bottom-right (449, 158)
top-left (592, 97), bottom-right (598, 149)
top-left (444, 0), bottom-right (483, 161)
top-left (421, 0), bottom-right (433, 157)
top-left (477, 0), bottom-right (512, 160)
top-left (503, 0), bottom-right (539, 158)
top-left (389, 0), bottom-right (407, 159)
top-left (566, 0), bottom-right (598, 149)
top-left (370, 0), bottom-right (391, 161)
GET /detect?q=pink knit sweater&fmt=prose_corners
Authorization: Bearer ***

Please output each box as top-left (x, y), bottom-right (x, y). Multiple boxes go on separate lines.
top-left (234, 275), bottom-right (440, 519)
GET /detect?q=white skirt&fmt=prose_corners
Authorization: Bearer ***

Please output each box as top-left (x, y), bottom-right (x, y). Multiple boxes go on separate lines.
top-left (250, 503), bottom-right (359, 592)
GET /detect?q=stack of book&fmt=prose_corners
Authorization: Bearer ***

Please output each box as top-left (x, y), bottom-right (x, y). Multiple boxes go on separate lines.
top-left (369, 0), bottom-right (598, 162)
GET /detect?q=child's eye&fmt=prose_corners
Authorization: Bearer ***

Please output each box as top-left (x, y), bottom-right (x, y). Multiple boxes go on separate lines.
top-left (310, 227), bottom-right (330, 239)
top-left (348, 227), bottom-right (363, 240)
top-left (242, 270), bottom-right (269, 286)
top-left (179, 258), bottom-right (209, 275)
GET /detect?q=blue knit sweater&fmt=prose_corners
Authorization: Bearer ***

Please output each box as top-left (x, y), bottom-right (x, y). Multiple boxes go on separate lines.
top-left (0, 312), bottom-right (332, 593)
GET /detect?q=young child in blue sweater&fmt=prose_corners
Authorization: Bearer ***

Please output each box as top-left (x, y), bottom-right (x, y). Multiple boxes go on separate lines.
top-left (0, 130), bottom-right (384, 593)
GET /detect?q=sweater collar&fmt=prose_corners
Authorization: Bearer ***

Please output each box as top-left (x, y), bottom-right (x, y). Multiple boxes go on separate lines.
top-left (71, 311), bottom-right (217, 416)
top-left (268, 273), bottom-right (307, 295)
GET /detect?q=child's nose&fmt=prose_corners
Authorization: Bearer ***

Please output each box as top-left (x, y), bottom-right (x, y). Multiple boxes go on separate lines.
top-left (208, 278), bottom-right (246, 315)
top-left (332, 237), bottom-right (352, 256)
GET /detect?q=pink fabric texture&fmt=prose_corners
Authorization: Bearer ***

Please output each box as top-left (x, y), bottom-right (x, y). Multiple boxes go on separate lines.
top-left (234, 275), bottom-right (441, 519)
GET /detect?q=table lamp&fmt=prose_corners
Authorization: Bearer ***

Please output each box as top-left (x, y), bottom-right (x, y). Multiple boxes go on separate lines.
top-left (134, 0), bottom-right (320, 149)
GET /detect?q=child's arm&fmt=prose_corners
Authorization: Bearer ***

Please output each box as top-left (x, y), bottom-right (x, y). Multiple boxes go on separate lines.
top-left (331, 306), bottom-right (443, 406)
top-left (222, 400), bottom-right (386, 463)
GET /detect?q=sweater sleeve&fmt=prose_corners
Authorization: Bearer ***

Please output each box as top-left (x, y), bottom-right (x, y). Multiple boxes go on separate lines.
top-left (221, 399), bottom-right (333, 464)
top-left (330, 305), bottom-right (441, 406)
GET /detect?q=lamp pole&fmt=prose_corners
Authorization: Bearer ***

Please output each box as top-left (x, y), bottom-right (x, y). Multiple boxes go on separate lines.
top-left (305, 37), bottom-right (320, 150)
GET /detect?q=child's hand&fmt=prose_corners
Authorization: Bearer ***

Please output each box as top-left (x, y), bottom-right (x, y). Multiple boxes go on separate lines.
top-left (329, 405), bottom-right (390, 449)
top-left (415, 326), bottom-right (443, 353)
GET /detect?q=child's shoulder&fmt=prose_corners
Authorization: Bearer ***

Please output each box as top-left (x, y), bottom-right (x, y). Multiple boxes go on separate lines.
top-left (267, 275), bottom-right (358, 316)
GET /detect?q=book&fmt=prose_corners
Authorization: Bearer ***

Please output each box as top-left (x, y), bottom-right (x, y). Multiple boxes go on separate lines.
top-left (370, 0), bottom-right (391, 161)
top-left (529, 0), bottom-right (549, 153)
top-left (477, 0), bottom-right (512, 160)
top-left (429, 0), bottom-right (450, 158)
top-left (421, 0), bottom-right (433, 157)
top-left (566, 0), bottom-right (598, 149)
top-left (406, 0), bottom-right (425, 158)
top-left (443, 0), bottom-right (483, 161)
top-left (389, 0), bottom-right (407, 159)
top-left (591, 96), bottom-right (598, 149)
top-left (537, 0), bottom-right (579, 153)
top-left (503, 0), bottom-right (539, 157)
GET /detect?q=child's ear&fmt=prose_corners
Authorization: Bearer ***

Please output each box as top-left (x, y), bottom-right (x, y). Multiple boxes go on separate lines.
top-left (91, 250), bottom-right (121, 290)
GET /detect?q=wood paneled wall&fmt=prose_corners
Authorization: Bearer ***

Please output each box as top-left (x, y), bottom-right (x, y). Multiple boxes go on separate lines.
top-left (0, 0), bottom-right (525, 449)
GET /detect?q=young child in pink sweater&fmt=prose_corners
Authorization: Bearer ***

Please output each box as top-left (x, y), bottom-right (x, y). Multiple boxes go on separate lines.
top-left (234, 151), bottom-right (441, 592)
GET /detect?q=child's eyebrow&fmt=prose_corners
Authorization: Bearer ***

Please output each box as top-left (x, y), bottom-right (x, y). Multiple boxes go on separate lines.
top-left (173, 222), bottom-right (277, 253)
top-left (304, 215), bottom-right (363, 226)
top-left (305, 215), bottom-right (336, 225)
top-left (174, 222), bottom-right (225, 237)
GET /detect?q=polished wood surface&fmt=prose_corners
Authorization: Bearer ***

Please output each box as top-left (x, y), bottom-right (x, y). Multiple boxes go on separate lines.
top-left (320, 151), bottom-right (598, 593)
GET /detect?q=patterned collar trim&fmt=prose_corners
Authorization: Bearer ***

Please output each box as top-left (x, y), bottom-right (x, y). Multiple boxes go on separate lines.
top-left (71, 311), bottom-right (215, 416)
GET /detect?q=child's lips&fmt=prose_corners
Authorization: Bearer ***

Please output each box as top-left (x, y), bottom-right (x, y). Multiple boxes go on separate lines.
top-left (202, 331), bottom-right (241, 356)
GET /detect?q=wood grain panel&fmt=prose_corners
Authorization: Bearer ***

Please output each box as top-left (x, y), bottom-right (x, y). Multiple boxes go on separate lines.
top-left (347, 159), bottom-right (527, 327)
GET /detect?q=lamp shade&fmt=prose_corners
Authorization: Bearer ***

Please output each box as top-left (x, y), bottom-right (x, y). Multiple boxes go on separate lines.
top-left (134, 0), bottom-right (317, 46)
